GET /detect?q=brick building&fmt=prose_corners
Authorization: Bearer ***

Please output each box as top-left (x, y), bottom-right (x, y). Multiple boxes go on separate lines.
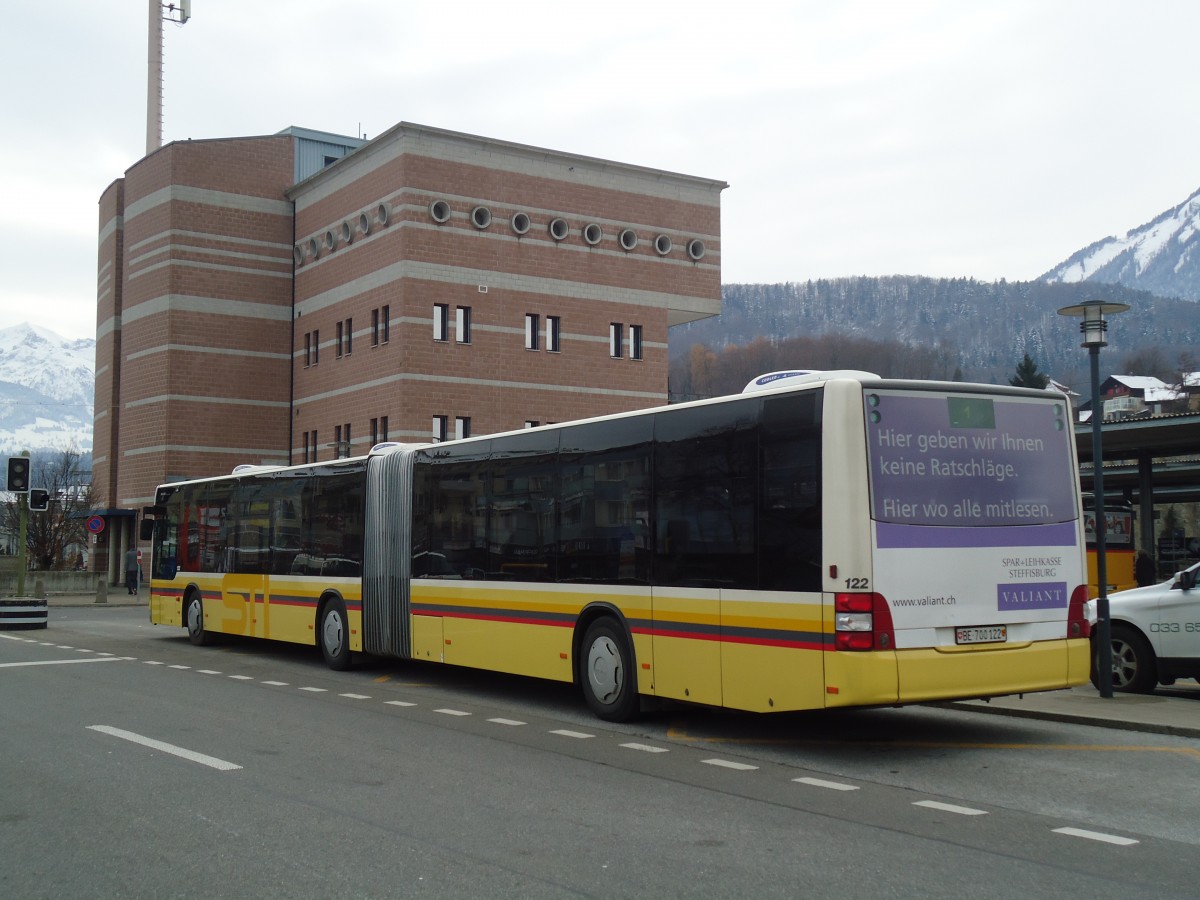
top-left (93, 122), bottom-right (725, 582)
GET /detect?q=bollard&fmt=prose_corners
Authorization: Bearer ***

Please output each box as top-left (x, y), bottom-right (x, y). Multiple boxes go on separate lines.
top-left (34, 577), bottom-right (46, 600)
top-left (95, 577), bottom-right (108, 605)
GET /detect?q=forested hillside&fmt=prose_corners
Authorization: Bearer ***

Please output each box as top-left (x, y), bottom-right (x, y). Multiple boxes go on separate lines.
top-left (669, 277), bottom-right (1200, 398)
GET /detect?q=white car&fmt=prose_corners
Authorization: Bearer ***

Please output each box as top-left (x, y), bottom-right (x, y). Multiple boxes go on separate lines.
top-left (1097, 562), bottom-right (1200, 692)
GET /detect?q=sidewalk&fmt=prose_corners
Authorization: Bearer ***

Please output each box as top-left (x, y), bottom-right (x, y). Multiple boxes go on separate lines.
top-left (18, 596), bottom-right (1200, 738)
top-left (43, 591), bottom-right (144, 608)
top-left (948, 684), bottom-right (1200, 739)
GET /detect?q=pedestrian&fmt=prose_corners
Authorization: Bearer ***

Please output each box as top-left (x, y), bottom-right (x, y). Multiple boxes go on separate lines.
top-left (1135, 551), bottom-right (1156, 587)
top-left (125, 546), bottom-right (140, 595)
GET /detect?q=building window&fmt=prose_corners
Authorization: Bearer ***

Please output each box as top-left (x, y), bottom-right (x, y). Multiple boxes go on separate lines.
top-left (525, 313), bottom-right (540, 350)
top-left (381, 415), bottom-right (388, 442)
top-left (301, 431), bottom-right (309, 463)
top-left (455, 416), bottom-right (471, 441)
top-left (334, 424), bottom-right (342, 454)
top-left (312, 329), bottom-right (319, 365)
top-left (434, 304), bottom-right (449, 341)
top-left (432, 415), bottom-right (448, 442)
top-left (609, 323), bottom-right (623, 358)
top-left (304, 332), bottom-right (312, 368)
top-left (382, 305), bottom-right (390, 344)
top-left (524, 420), bottom-right (539, 429)
top-left (372, 309), bottom-right (380, 346)
top-left (336, 321), bottom-right (344, 358)
top-left (310, 430), bottom-right (318, 461)
top-left (546, 316), bottom-right (561, 353)
top-left (345, 318), bottom-right (352, 355)
top-left (343, 422), bottom-right (351, 456)
top-left (371, 416), bottom-right (389, 445)
top-left (456, 306), bottom-right (471, 344)
top-left (629, 324), bottom-right (643, 360)
top-left (370, 417), bottom-right (378, 445)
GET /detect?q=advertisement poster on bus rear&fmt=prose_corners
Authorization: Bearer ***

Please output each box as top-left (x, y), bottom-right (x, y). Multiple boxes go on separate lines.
top-left (863, 389), bottom-right (1084, 633)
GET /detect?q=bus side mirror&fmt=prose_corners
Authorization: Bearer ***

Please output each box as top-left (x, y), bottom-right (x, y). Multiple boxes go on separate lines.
top-left (140, 519), bottom-right (156, 541)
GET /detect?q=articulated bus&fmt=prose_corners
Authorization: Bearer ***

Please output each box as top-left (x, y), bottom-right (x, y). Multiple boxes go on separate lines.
top-left (144, 372), bottom-right (1092, 720)
top-left (1082, 497), bottom-right (1136, 597)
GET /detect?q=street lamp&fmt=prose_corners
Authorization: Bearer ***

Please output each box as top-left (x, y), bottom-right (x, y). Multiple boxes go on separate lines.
top-left (1057, 299), bottom-right (1130, 699)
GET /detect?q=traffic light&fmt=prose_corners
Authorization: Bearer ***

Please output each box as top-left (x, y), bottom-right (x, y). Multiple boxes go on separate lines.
top-left (7, 457), bottom-right (30, 493)
top-left (28, 489), bottom-right (49, 512)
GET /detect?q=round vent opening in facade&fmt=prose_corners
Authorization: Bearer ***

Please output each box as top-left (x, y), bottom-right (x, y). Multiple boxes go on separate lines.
top-left (549, 218), bottom-right (569, 241)
top-left (472, 206), bottom-right (492, 230)
top-left (308, 237), bottom-right (319, 259)
top-left (359, 212), bottom-right (371, 235)
top-left (583, 223), bottom-right (603, 246)
top-left (324, 230), bottom-right (336, 251)
top-left (511, 212), bottom-right (531, 235)
top-left (340, 221), bottom-right (353, 244)
top-left (375, 203), bottom-right (390, 226)
top-left (618, 229), bottom-right (638, 251)
top-left (293, 244), bottom-right (305, 266)
top-left (654, 234), bottom-right (673, 256)
top-left (429, 199), bottom-right (451, 224)
top-left (687, 238), bottom-right (706, 261)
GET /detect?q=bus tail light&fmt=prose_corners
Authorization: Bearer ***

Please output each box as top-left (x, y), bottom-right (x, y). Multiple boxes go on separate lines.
top-left (1067, 584), bottom-right (1091, 639)
top-left (835, 593), bottom-right (894, 651)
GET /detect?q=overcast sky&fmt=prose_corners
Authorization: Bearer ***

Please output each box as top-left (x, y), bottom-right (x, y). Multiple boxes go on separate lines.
top-left (4, 0), bottom-right (1198, 341)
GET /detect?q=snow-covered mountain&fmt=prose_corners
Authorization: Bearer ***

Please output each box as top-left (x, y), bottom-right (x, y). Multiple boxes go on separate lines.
top-left (1041, 187), bottom-right (1200, 300)
top-left (0, 323), bottom-right (94, 453)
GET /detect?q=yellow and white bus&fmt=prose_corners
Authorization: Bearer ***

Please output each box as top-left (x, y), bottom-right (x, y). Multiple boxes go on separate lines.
top-left (144, 372), bottom-right (1092, 720)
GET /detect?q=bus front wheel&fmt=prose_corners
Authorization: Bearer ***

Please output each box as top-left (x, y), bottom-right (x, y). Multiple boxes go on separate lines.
top-left (579, 618), bottom-right (638, 722)
top-left (320, 597), bottom-right (352, 671)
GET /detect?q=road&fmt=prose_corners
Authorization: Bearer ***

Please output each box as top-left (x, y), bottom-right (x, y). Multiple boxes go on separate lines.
top-left (1, 607), bottom-right (1197, 898)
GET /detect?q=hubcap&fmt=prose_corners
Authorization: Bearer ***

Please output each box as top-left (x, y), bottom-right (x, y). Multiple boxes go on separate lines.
top-left (1111, 639), bottom-right (1138, 688)
top-left (187, 599), bottom-right (201, 635)
top-left (587, 635), bottom-right (622, 705)
top-left (323, 610), bottom-right (343, 656)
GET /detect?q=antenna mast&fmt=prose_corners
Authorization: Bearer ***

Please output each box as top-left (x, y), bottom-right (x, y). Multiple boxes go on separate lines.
top-left (146, 1), bottom-right (192, 156)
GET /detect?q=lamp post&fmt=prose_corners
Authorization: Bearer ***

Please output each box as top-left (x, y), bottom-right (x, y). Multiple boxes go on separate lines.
top-left (1057, 299), bottom-right (1130, 699)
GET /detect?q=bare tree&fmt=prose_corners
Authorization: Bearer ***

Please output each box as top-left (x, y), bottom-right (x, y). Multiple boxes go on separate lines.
top-left (1, 449), bottom-right (92, 570)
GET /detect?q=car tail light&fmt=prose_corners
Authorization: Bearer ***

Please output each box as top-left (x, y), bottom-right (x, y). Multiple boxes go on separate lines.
top-left (834, 592), bottom-right (894, 651)
top-left (1067, 584), bottom-right (1091, 639)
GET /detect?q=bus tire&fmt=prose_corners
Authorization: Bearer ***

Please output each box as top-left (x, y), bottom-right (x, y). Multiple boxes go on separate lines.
top-left (320, 597), bottom-right (353, 671)
top-left (1109, 624), bottom-right (1156, 693)
top-left (579, 617), bottom-right (638, 722)
top-left (185, 591), bottom-right (212, 646)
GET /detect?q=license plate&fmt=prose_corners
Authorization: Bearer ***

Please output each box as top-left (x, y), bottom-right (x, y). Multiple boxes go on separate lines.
top-left (955, 625), bottom-right (1007, 645)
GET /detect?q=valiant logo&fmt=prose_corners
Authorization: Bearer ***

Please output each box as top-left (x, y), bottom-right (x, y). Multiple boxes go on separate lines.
top-left (997, 582), bottom-right (1067, 611)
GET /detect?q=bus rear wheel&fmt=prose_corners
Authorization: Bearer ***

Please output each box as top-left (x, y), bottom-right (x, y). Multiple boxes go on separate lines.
top-left (185, 591), bottom-right (212, 646)
top-left (579, 618), bottom-right (638, 722)
top-left (320, 597), bottom-right (352, 671)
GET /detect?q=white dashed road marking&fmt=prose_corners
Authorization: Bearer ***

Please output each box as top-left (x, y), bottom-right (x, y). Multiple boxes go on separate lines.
top-left (434, 708), bottom-right (471, 716)
top-left (701, 758), bottom-right (758, 771)
top-left (914, 800), bottom-right (988, 816)
top-left (550, 729), bottom-right (594, 739)
top-left (794, 776), bottom-right (859, 792)
top-left (488, 718), bottom-right (526, 726)
top-left (621, 742), bottom-right (669, 753)
top-left (1053, 827), bottom-right (1139, 846)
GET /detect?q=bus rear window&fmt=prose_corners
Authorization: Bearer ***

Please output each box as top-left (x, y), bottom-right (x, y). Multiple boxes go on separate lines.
top-left (865, 390), bottom-right (1077, 528)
